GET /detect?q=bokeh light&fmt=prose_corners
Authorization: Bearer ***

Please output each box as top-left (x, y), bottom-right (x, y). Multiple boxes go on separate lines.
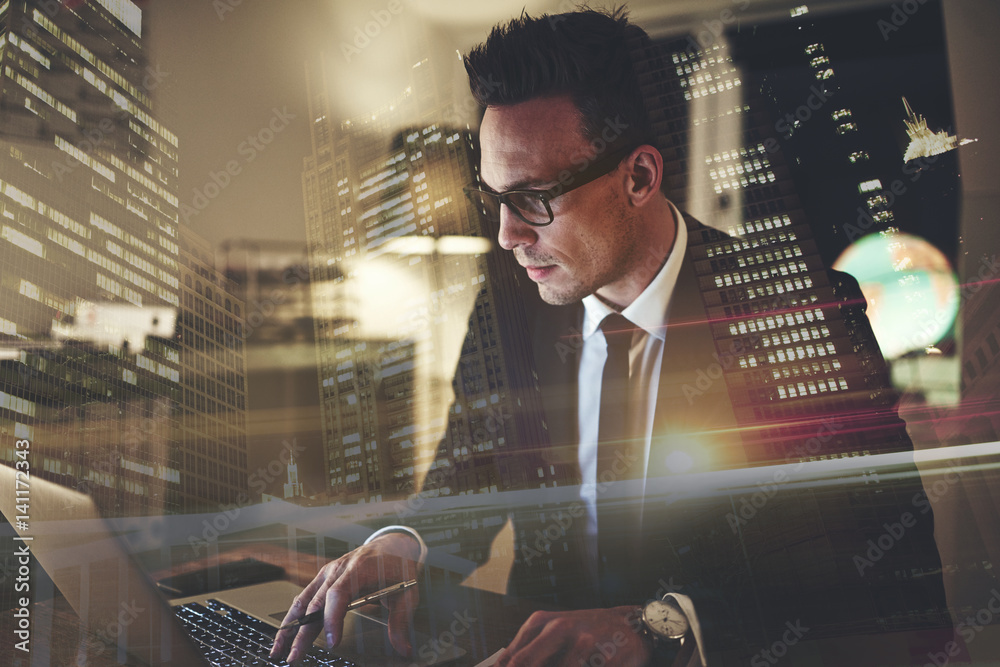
top-left (833, 231), bottom-right (959, 359)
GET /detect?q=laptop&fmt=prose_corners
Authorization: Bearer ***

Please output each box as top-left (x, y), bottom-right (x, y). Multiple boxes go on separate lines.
top-left (0, 464), bottom-right (464, 666)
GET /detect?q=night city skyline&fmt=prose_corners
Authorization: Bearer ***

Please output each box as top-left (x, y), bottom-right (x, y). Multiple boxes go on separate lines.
top-left (1, 1), bottom-right (999, 665)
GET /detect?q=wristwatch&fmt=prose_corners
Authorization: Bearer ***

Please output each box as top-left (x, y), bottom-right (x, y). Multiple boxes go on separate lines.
top-left (639, 597), bottom-right (689, 664)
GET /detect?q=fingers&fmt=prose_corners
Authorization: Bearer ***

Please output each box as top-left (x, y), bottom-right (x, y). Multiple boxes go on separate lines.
top-left (285, 579), bottom-right (336, 663)
top-left (498, 611), bottom-right (564, 667)
top-left (270, 566), bottom-right (333, 660)
top-left (289, 566), bottom-right (356, 663)
top-left (386, 583), bottom-right (420, 656)
top-left (497, 608), bottom-right (649, 667)
top-left (322, 579), bottom-right (351, 649)
top-left (269, 536), bottom-right (423, 663)
top-left (507, 628), bottom-right (568, 667)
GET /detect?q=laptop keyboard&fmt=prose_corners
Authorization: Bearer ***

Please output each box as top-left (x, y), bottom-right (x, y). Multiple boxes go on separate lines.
top-left (174, 599), bottom-right (358, 666)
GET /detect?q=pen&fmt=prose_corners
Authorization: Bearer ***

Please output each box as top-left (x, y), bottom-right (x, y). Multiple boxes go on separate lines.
top-left (277, 579), bottom-right (418, 631)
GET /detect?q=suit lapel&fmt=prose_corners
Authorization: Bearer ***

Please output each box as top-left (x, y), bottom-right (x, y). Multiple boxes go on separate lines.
top-left (530, 300), bottom-right (585, 484)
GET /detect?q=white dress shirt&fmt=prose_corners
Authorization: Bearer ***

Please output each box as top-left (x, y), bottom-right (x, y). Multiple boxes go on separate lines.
top-left (577, 205), bottom-right (706, 666)
top-left (577, 204), bottom-right (688, 545)
top-left (383, 203), bottom-right (706, 665)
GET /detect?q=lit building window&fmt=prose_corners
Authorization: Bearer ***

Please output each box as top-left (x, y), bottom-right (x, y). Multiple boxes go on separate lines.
top-left (858, 179), bottom-right (882, 193)
top-left (815, 68), bottom-right (834, 80)
top-left (790, 5), bottom-right (809, 17)
top-left (836, 122), bottom-right (857, 134)
top-left (805, 43), bottom-right (824, 55)
top-left (810, 56), bottom-right (830, 68)
top-left (831, 109), bottom-right (852, 121)
top-left (848, 151), bottom-right (870, 164)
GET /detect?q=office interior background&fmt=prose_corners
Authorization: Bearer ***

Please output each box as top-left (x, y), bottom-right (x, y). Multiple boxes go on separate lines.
top-left (0, 0), bottom-right (998, 663)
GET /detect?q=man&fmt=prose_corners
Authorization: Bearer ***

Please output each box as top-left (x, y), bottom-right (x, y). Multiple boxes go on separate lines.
top-left (272, 8), bottom-right (949, 666)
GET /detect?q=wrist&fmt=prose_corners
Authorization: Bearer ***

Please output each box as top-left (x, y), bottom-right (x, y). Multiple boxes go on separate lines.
top-left (636, 598), bottom-right (689, 665)
top-left (371, 532), bottom-right (422, 562)
top-left (635, 606), bottom-right (657, 661)
top-left (365, 525), bottom-right (428, 563)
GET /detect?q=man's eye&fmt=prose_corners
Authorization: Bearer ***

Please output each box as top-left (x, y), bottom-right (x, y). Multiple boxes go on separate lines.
top-left (507, 192), bottom-right (547, 213)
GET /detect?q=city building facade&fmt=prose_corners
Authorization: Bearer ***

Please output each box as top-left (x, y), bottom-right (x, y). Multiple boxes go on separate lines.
top-left (302, 54), bottom-right (548, 505)
top-left (177, 225), bottom-right (249, 512)
top-left (0, 0), bottom-right (182, 515)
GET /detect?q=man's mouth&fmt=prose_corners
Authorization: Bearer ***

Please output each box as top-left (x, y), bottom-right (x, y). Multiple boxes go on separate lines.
top-left (523, 265), bottom-right (556, 281)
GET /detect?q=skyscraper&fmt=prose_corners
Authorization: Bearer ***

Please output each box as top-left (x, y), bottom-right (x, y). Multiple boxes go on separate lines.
top-left (631, 27), bottom-right (912, 466)
top-left (0, 0), bottom-right (181, 515)
top-left (302, 53), bottom-right (548, 505)
top-left (612, 15), bottom-right (948, 646)
top-left (176, 225), bottom-right (248, 512)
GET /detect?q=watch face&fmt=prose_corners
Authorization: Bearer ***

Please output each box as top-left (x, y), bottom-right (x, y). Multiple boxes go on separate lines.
top-left (643, 600), bottom-right (690, 640)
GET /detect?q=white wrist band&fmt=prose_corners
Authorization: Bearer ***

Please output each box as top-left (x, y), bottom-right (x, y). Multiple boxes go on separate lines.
top-left (364, 525), bottom-right (428, 564)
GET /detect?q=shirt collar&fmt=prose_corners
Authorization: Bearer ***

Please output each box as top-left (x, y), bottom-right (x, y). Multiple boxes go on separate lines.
top-left (582, 202), bottom-right (688, 342)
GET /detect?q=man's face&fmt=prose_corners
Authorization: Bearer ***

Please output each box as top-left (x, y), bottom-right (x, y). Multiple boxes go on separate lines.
top-left (479, 95), bottom-right (643, 306)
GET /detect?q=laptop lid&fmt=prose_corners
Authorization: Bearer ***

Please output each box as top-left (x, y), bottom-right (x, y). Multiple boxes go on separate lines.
top-left (0, 462), bottom-right (206, 665)
top-left (0, 464), bottom-right (464, 665)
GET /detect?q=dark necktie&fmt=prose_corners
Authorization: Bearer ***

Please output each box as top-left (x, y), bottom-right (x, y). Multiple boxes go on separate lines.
top-left (596, 313), bottom-right (642, 605)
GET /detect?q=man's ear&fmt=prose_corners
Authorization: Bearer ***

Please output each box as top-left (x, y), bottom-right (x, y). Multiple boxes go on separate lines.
top-left (623, 145), bottom-right (663, 207)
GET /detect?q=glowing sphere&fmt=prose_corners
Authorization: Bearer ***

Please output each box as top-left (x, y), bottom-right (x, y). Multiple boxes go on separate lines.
top-left (833, 232), bottom-right (958, 359)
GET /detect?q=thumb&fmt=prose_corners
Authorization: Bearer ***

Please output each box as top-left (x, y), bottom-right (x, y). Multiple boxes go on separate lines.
top-left (386, 585), bottom-right (420, 656)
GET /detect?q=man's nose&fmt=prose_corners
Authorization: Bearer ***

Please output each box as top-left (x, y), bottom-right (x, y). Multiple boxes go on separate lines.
top-left (497, 204), bottom-right (538, 251)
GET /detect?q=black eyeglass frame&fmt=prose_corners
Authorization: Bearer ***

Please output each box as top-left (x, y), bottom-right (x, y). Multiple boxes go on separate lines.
top-left (463, 145), bottom-right (637, 227)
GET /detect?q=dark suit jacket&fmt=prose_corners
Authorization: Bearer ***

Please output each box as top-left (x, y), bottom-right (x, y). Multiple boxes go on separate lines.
top-left (423, 213), bottom-right (951, 662)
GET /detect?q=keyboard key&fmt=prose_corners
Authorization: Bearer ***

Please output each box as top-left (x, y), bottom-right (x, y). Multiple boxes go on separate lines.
top-left (174, 602), bottom-right (358, 667)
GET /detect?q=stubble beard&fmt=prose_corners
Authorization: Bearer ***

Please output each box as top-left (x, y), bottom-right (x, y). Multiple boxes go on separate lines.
top-left (526, 204), bottom-right (644, 307)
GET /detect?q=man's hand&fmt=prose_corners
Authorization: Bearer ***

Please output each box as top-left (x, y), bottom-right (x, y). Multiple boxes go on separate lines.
top-left (269, 533), bottom-right (421, 664)
top-left (497, 606), bottom-right (653, 667)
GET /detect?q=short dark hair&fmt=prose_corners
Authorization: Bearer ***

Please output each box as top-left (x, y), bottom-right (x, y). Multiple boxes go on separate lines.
top-left (464, 6), bottom-right (655, 154)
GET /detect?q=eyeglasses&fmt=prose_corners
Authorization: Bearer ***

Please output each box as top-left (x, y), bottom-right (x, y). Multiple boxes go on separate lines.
top-left (463, 146), bottom-right (635, 227)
